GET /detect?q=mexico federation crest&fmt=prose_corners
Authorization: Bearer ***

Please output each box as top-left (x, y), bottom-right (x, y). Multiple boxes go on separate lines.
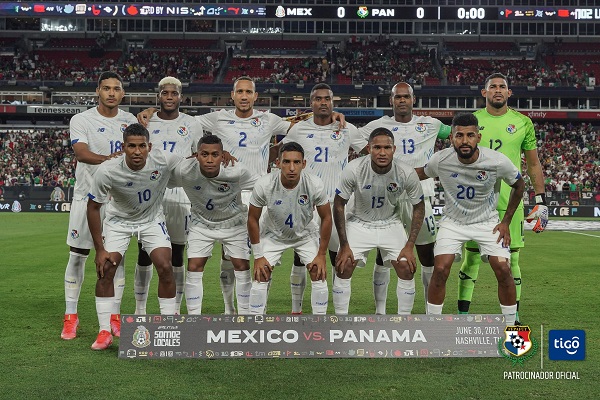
top-left (132, 325), bottom-right (151, 348)
top-left (150, 170), bottom-right (161, 180)
top-left (11, 200), bottom-right (22, 213)
top-left (476, 170), bottom-right (488, 181)
top-left (506, 124), bottom-right (517, 134)
top-left (499, 325), bottom-right (538, 365)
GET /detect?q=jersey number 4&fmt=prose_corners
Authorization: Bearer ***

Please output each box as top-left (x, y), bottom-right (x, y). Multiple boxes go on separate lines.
top-left (285, 214), bottom-right (294, 229)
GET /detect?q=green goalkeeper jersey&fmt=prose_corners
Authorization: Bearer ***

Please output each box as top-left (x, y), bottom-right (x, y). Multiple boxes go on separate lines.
top-left (474, 107), bottom-right (537, 210)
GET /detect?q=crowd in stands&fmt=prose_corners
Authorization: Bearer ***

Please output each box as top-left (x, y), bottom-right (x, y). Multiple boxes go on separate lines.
top-left (335, 37), bottom-right (438, 85)
top-left (0, 128), bottom-right (75, 188)
top-left (1, 123), bottom-right (598, 194)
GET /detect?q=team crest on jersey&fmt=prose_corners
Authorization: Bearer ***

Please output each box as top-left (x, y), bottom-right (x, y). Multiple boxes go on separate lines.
top-left (387, 182), bottom-right (399, 192)
top-left (476, 170), bottom-right (488, 181)
top-left (177, 126), bottom-right (188, 137)
top-left (132, 325), bottom-right (151, 348)
top-left (298, 194), bottom-right (309, 205)
top-left (251, 117), bottom-right (261, 127)
top-left (120, 124), bottom-right (128, 133)
top-left (415, 123), bottom-right (427, 132)
top-left (70, 229), bottom-right (79, 239)
top-left (506, 124), bottom-right (517, 134)
top-left (330, 130), bottom-right (342, 140)
top-left (218, 183), bottom-right (230, 192)
top-left (150, 170), bottom-right (161, 180)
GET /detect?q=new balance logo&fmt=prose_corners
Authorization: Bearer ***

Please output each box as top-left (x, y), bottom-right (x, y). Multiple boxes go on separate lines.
top-left (306, 134), bottom-right (314, 138)
top-left (451, 173), bottom-right (459, 178)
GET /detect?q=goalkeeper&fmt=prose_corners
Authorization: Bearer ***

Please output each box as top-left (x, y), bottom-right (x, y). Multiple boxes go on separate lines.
top-left (457, 73), bottom-right (548, 323)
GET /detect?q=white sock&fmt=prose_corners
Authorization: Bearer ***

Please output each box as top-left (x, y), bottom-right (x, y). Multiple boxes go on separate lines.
top-left (311, 280), bottom-right (329, 315)
top-left (332, 277), bottom-right (352, 315)
top-left (113, 260), bottom-right (125, 315)
top-left (234, 270), bottom-right (252, 315)
top-left (185, 271), bottom-right (204, 315)
top-left (397, 278), bottom-right (415, 315)
top-left (134, 264), bottom-right (153, 314)
top-left (421, 265), bottom-right (434, 310)
top-left (427, 302), bottom-right (443, 315)
top-left (373, 263), bottom-right (390, 315)
top-left (500, 304), bottom-right (518, 326)
top-left (173, 265), bottom-right (185, 314)
top-left (249, 281), bottom-right (269, 314)
top-left (159, 297), bottom-right (176, 315)
top-left (290, 265), bottom-right (307, 313)
top-left (64, 251), bottom-right (87, 314)
top-left (96, 296), bottom-right (114, 332)
top-left (220, 259), bottom-right (236, 314)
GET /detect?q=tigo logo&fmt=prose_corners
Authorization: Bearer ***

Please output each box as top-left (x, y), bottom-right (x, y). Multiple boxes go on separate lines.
top-left (549, 330), bottom-right (585, 360)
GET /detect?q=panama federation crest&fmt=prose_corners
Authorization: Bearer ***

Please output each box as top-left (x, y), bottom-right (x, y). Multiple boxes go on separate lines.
top-left (387, 182), bottom-right (399, 192)
top-left (499, 325), bottom-right (538, 365)
top-left (506, 124), bottom-right (517, 134)
top-left (132, 325), bottom-right (151, 348)
top-left (177, 126), bottom-right (188, 136)
top-left (415, 123), bottom-right (427, 132)
top-left (330, 130), bottom-right (342, 140)
top-left (150, 170), bottom-right (161, 180)
top-left (476, 170), bottom-right (488, 181)
top-left (298, 194), bottom-right (309, 205)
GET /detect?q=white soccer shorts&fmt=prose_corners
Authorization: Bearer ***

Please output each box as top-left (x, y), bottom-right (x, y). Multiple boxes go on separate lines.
top-left (396, 196), bottom-right (437, 245)
top-left (103, 217), bottom-right (171, 256)
top-left (66, 197), bottom-right (105, 249)
top-left (187, 223), bottom-right (251, 260)
top-left (261, 232), bottom-right (320, 267)
top-left (434, 217), bottom-right (511, 259)
top-left (346, 220), bottom-right (408, 267)
top-left (163, 188), bottom-right (191, 245)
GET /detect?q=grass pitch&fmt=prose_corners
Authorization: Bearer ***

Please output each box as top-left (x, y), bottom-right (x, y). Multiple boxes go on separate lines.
top-left (0, 214), bottom-right (597, 399)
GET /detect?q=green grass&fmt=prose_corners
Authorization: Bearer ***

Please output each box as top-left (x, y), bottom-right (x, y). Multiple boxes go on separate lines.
top-left (0, 214), bottom-right (598, 399)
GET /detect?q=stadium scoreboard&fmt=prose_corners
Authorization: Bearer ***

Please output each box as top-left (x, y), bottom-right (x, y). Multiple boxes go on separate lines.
top-left (2, 3), bottom-right (600, 21)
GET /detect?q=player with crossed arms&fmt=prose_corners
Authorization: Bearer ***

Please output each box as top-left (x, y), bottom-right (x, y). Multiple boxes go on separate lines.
top-left (333, 127), bottom-right (425, 314)
top-left (87, 123), bottom-right (181, 350)
top-left (247, 142), bottom-right (332, 315)
top-left (169, 134), bottom-right (259, 314)
top-left (415, 113), bottom-right (525, 325)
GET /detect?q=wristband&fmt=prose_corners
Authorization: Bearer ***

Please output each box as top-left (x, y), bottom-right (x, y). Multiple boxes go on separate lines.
top-left (534, 193), bottom-right (547, 205)
top-left (251, 243), bottom-right (264, 258)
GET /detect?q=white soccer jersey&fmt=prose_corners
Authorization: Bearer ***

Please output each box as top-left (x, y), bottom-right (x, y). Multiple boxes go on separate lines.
top-left (250, 172), bottom-right (329, 242)
top-left (170, 160), bottom-right (259, 229)
top-left (196, 109), bottom-right (290, 176)
top-left (147, 112), bottom-right (204, 204)
top-left (148, 113), bottom-right (203, 157)
top-left (88, 150), bottom-right (181, 225)
top-left (70, 107), bottom-right (137, 199)
top-left (423, 147), bottom-right (521, 225)
top-left (359, 115), bottom-right (447, 197)
top-left (282, 119), bottom-right (366, 201)
top-left (337, 156), bottom-right (424, 228)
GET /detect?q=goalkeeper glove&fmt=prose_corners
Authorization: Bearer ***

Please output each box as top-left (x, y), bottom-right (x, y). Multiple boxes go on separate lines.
top-left (525, 193), bottom-right (549, 233)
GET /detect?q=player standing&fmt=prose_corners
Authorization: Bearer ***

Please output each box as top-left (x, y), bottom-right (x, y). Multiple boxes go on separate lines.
top-left (247, 142), bottom-right (332, 315)
top-left (279, 83), bottom-right (367, 314)
top-left (416, 113), bottom-right (525, 325)
top-left (358, 82), bottom-right (451, 314)
top-left (133, 77), bottom-right (203, 315)
top-left (169, 135), bottom-right (259, 314)
top-left (87, 123), bottom-right (181, 350)
top-left (457, 73), bottom-right (548, 322)
top-left (333, 128), bottom-right (425, 314)
top-left (61, 71), bottom-right (137, 340)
